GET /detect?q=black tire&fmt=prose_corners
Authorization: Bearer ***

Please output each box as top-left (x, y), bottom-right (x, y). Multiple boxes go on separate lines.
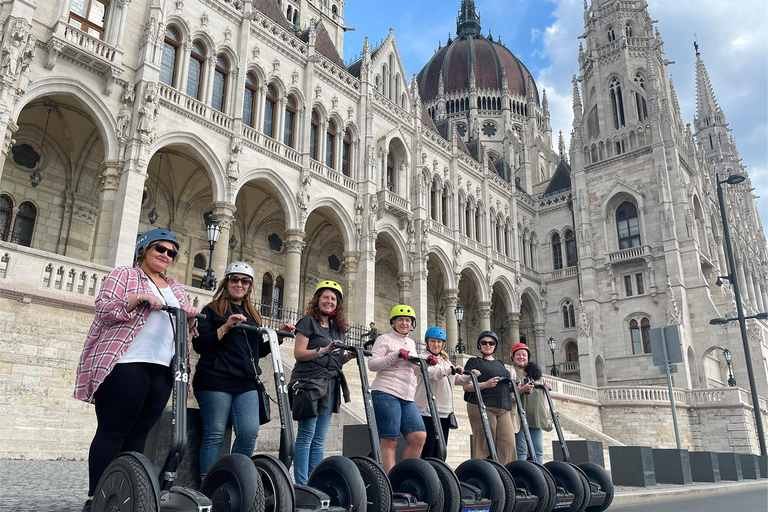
top-left (308, 456), bottom-right (367, 512)
top-left (544, 461), bottom-right (584, 512)
top-left (485, 460), bottom-right (516, 512)
top-left (351, 456), bottom-right (392, 512)
top-left (504, 460), bottom-right (550, 512)
top-left (578, 463), bottom-right (614, 512)
top-left (573, 467), bottom-right (590, 512)
top-left (425, 458), bottom-right (461, 512)
top-left (530, 461), bottom-right (557, 512)
top-left (201, 453), bottom-right (264, 512)
top-left (251, 455), bottom-right (294, 512)
top-left (455, 459), bottom-right (506, 512)
top-left (92, 453), bottom-right (159, 512)
top-left (388, 457), bottom-right (442, 509)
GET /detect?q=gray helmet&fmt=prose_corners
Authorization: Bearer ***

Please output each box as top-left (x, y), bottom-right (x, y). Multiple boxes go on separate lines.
top-left (225, 261), bottom-right (255, 280)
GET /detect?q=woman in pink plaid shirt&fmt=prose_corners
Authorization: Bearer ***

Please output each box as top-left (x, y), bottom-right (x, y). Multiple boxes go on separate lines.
top-left (74, 229), bottom-right (198, 512)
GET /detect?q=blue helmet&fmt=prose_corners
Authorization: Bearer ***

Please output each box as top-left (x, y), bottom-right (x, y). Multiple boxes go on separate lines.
top-left (424, 326), bottom-right (447, 342)
top-left (135, 228), bottom-right (179, 257)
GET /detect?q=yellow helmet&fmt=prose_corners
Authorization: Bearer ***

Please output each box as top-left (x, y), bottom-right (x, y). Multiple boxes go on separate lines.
top-left (314, 280), bottom-right (343, 301)
top-left (389, 304), bottom-right (416, 327)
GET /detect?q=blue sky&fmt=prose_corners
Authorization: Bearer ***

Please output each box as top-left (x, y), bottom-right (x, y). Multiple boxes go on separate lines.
top-left (342, 0), bottom-right (768, 240)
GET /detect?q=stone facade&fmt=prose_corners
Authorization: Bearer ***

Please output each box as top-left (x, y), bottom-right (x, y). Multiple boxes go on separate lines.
top-left (0, 0), bottom-right (766, 459)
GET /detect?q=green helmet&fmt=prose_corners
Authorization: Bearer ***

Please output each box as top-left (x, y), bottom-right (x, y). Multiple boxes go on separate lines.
top-left (389, 304), bottom-right (416, 328)
top-left (314, 280), bottom-right (343, 301)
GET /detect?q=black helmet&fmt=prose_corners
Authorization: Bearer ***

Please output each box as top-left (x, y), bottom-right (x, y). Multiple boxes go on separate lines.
top-left (476, 330), bottom-right (499, 353)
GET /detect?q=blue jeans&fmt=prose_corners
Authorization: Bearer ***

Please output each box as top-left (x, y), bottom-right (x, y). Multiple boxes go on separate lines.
top-left (195, 389), bottom-right (260, 477)
top-left (515, 427), bottom-right (543, 464)
top-left (294, 392), bottom-right (334, 485)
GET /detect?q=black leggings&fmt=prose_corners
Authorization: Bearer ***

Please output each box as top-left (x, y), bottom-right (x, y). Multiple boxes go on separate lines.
top-left (88, 362), bottom-right (172, 495)
top-left (420, 414), bottom-right (451, 459)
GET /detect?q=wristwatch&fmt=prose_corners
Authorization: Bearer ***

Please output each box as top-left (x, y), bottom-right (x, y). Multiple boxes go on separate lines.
top-left (316, 346), bottom-right (323, 355)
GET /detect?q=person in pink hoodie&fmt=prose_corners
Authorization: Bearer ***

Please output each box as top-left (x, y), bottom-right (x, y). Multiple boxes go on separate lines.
top-left (368, 304), bottom-right (425, 472)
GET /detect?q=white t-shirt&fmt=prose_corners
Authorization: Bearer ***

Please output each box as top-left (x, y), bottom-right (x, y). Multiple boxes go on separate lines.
top-left (118, 286), bottom-right (180, 366)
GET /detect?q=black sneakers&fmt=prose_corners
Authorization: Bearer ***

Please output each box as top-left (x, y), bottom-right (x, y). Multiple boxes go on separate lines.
top-left (82, 499), bottom-right (92, 512)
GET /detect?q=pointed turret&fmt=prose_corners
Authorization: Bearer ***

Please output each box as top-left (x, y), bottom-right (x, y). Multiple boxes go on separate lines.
top-left (694, 43), bottom-right (726, 131)
top-left (456, 0), bottom-right (481, 38)
top-left (572, 75), bottom-right (582, 120)
top-left (559, 130), bottom-right (567, 161)
top-left (437, 70), bottom-right (447, 121)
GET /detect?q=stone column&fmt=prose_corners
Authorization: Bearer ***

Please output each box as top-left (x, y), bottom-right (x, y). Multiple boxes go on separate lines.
top-left (744, 269), bottom-right (757, 309)
top-left (398, 271), bottom-right (412, 304)
top-left (211, 202), bottom-right (236, 281)
top-left (508, 312), bottom-right (520, 346)
top-left (477, 300), bottom-right (492, 333)
top-left (715, 236), bottom-right (727, 275)
top-left (353, 244), bottom-right (377, 333)
top-left (443, 290), bottom-right (458, 352)
top-left (534, 325), bottom-right (547, 370)
top-left (0, 119), bottom-right (19, 184)
top-left (284, 229), bottom-right (305, 313)
top-left (92, 162), bottom-right (121, 264)
top-left (751, 275), bottom-right (764, 312)
top-left (410, 261), bottom-right (428, 340)
top-left (107, 149), bottom-right (150, 267)
top-left (736, 261), bottom-right (749, 307)
top-left (343, 251), bottom-right (360, 324)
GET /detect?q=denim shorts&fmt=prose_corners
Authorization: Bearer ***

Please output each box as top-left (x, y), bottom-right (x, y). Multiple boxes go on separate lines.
top-left (371, 390), bottom-right (425, 438)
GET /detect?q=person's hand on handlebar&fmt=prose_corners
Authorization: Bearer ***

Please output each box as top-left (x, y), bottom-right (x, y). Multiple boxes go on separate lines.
top-left (136, 294), bottom-right (164, 311)
top-left (482, 376), bottom-right (501, 389)
top-left (280, 322), bottom-right (295, 332)
top-left (426, 354), bottom-right (439, 366)
top-left (218, 314), bottom-right (247, 339)
top-left (518, 380), bottom-right (535, 394)
top-left (398, 348), bottom-right (410, 360)
top-left (181, 304), bottom-right (199, 321)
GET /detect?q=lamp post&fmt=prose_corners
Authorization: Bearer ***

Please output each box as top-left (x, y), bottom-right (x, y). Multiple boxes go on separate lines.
top-left (548, 336), bottom-right (559, 377)
top-left (711, 172), bottom-right (766, 457)
top-left (455, 304), bottom-right (465, 354)
top-left (201, 217), bottom-right (221, 291)
top-left (722, 348), bottom-right (737, 387)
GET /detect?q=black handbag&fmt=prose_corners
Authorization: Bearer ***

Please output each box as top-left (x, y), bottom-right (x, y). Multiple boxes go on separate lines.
top-left (255, 377), bottom-right (271, 425)
top-left (448, 412), bottom-right (459, 430)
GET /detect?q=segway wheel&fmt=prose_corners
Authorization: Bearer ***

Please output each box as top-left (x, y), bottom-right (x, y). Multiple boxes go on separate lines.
top-left (308, 456), bottom-right (366, 511)
top-left (456, 459), bottom-right (505, 512)
top-left (352, 457), bottom-right (392, 512)
top-left (92, 453), bottom-right (158, 512)
top-left (251, 455), bottom-right (294, 512)
top-left (388, 458), bottom-right (443, 512)
top-left (201, 454), bottom-right (264, 512)
top-left (543, 461), bottom-right (584, 512)
top-left (578, 463), bottom-right (614, 512)
top-left (425, 458), bottom-right (461, 512)
top-left (484, 460), bottom-right (516, 512)
top-left (504, 461), bottom-right (550, 512)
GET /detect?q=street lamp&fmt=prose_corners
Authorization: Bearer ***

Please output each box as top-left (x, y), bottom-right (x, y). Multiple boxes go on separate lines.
top-left (201, 216), bottom-right (221, 291)
top-left (548, 336), bottom-right (559, 377)
top-left (722, 348), bottom-right (737, 387)
top-left (455, 304), bottom-right (465, 354)
top-left (712, 172), bottom-right (766, 457)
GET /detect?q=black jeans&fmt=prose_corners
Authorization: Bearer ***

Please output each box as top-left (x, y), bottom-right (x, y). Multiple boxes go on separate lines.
top-left (88, 362), bottom-right (172, 495)
top-left (420, 414), bottom-right (451, 459)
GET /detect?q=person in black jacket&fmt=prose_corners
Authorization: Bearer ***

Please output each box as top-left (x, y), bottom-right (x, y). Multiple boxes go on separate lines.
top-left (288, 280), bottom-right (353, 484)
top-left (193, 262), bottom-right (291, 478)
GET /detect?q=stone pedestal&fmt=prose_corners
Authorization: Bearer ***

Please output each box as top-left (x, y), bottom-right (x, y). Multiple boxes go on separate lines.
top-left (145, 407), bottom-right (233, 489)
top-left (608, 446), bottom-right (656, 487)
top-left (760, 455), bottom-right (768, 479)
top-left (717, 452), bottom-right (744, 481)
top-left (652, 448), bottom-right (692, 485)
top-left (688, 452), bottom-right (721, 483)
top-left (552, 440), bottom-right (605, 467)
top-left (739, 454), bottom-right (761, 479)
top-left (342, 424), bottom-right (407, 462)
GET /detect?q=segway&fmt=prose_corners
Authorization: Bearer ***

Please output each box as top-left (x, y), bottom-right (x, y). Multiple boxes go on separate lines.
top-left (534, 385), bottom-right (613, 512)
top-left (331, 342), bottom-right (445, 512)
top-left (229, 324), bottom-right (367, 512)
top-left (464, 371), bottom-right (551, 512)
top-left (92, 307), bottom-right (264, 512)
top-left (407, 354), bottom-right (505, 512)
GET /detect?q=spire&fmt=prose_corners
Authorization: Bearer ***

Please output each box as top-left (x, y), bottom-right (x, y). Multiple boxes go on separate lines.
top-left (558, 130), bottom-right (567, 161)
top-left (572, 75), bottom-right (582, 118)
top-left (501, 66), bottom-right (508, 92)
top-left (469, 62), bottom-right (476, 93)
top-left (456, 0), bottom-right (481, 38)
top-left (694, 44), bottom-right (724, 126)
top-left (542, 88), bottom-right (549, 114)
top-left (437, 70), bottom-right (447, 120)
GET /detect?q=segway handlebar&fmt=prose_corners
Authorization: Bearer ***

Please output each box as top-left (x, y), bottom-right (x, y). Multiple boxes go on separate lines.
top-left (533, 382), bottom-right (570, 462)
top-left (499, 377), bottom-right (539, 461)
top-left (230, 323), bottom-right (296, 338)
top-left (462, 369), bottom-right (499, 462)
top-left (330, 341), bottom-right (372, 357)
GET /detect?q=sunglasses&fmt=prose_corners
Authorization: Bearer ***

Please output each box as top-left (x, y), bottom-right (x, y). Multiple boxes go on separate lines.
top-left (152, 245), bottom-right (178, 259)
top-left (479, 340), bottom-right (497, 346)
top-left (228, 276), bottom-right (253, 285)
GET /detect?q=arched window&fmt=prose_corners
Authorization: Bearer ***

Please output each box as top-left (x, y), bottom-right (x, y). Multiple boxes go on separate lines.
top-left (465, 203), bottom-right (472, 237)
top-left (69, 0), bottom-right (109, 40)
top-left (630, 317), bottom-right (651, 354)
top-left (474, 208), bottom-right (481, 242)
top-left (386, 153), bottom-right (395, 192)
top-left (565, 341), bottom-right (579, 362)
top-left (260, 273), bottom-right (273, 317)
top-left (273, 276), bottom-right (285, 317)
top-left (504, 225), bottom-right (510, 256)
top-left (212, 55), bottom-right (229, 112)
top-left (191, 253), bottom-right (207, 288)
top-left (569, 303), bottom-right (576, 327)
top-left (610, 78), bottom-right (626, 129)
top-left (606, 26), bottom-right (616, 42)
top-left (243, 72), bottom-right (258, 127)
top-left (616, 202), bottom-right (641, 249)
top-left (564, 229), bottom-right (578, 267)
top-left (284, 95), bottom-right (297, 147)
top-left (375, 75), bottom-right (381, 93)
top-left (0, 194), bottom-right (12, 241)
top-left (441, 188), bottom-right (448, 227)
top-left (310, 110), bottom-right (320, 160)
top-left (382, 64), bottom-right (389, 98)
top-left (624, 23), bottom-right (632, 37)
top-left (326, 120), bottom-right (337, 168)
top-left (160, 26), bottom-right (181, 86)
top-left (496, 219), bottom-right (503, 253)
top-left (341, 129), bottom-right (352, 176)
top-left (588, 106), bottom-right (600, 139)
top-left (187, 41), bottom-right (205, 99)
top-left (430, 182), bottom-right (437, 220)
top-left (264, 84), bottom-right (278, 138)
top-left (633, 73), bottom-right (647, 121)
top-left (11, 201), bottom-right (36, 247)
top-left (552, 233), bottom-right (563, 270)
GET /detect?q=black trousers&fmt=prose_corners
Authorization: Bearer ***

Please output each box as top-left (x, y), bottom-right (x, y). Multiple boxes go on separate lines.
top-left (420, 414), bottom-right (451, 459)
top-left (88, 362), bottom-right (172, 495)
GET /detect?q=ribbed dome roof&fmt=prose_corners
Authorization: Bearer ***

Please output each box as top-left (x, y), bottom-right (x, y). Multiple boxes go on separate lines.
top-left (416, 0), bottom-right (539, 106)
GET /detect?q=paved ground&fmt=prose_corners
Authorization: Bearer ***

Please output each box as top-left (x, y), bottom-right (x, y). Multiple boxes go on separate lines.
top-left (0, 459), bottom-right (765, 511)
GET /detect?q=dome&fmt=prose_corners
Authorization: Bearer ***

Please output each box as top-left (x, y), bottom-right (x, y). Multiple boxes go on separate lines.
top-left (416, 0), bottom-right (539, 107)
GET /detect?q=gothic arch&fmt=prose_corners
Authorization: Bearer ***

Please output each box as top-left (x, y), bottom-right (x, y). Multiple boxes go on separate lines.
top-left (460, 260), bottom-right (490, 302)
top-left (305, 196), bottom-right (356, 252)
top-left (237, 167), bottom-right (299, 229)
top-left (376, 224), bottom-right (409, 275)
top-left (150, 133), bottom-right (225, 202)
top-left (491, 275), bottom-right (517, 312)
top-left (427, 246), bottom-right (456, 290)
